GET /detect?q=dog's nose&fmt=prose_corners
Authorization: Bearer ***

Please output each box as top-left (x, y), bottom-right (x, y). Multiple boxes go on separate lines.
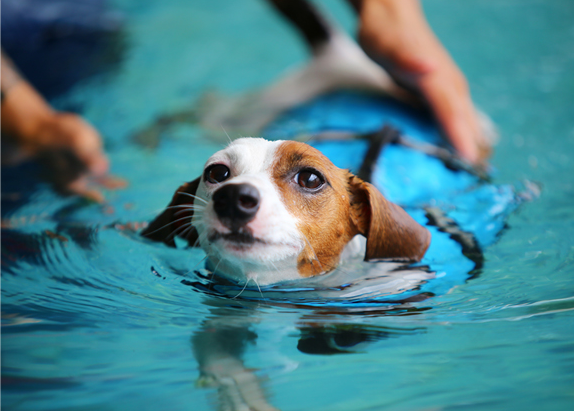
top-left (212, 183), bottom-right (260, 230)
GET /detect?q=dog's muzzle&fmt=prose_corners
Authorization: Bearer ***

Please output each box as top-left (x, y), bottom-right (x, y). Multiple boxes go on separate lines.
top-left (212, 183), bottom-right (260, 232)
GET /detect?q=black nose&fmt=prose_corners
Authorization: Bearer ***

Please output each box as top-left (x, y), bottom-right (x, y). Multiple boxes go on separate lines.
top-left (212, 183), bottom-right (260, 230)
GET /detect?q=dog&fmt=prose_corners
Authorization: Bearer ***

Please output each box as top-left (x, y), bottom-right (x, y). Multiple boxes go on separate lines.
top-left (141, 137), bottom-right (430, 285)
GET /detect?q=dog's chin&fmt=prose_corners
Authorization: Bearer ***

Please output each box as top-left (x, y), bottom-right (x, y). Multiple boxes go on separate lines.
top-left (205, 229), bottom-right (301, 263)
top-left (208, 230), bottom-right (262, 253)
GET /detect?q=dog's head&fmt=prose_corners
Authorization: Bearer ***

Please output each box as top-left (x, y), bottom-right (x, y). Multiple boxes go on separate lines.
top-left (142, 138), bottom-right (430, 285)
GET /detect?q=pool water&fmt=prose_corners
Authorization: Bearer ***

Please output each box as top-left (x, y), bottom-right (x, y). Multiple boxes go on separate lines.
top-left (2, 1), bottom-right (574, 410)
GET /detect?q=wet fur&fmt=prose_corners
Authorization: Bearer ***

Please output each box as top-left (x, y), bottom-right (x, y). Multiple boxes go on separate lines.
top-left (141, 139), bottom-right (430, 285)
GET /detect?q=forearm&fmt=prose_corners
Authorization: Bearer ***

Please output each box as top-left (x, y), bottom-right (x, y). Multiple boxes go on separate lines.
top-left (1, 50), bottom-right (54, 147)
top-left (1, 50), bottom-right (23, 95)
top-left (349, 0), bottom-right (425, 17)
top-left (349, 0), bottom-right (450, 73)
top-left (348, 0), bottom-right (488, 164)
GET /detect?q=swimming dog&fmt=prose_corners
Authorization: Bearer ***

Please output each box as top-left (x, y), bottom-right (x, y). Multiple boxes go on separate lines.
top-left (141, 0), bottom-right (443, 286)
top-left (141, 137), bottom-right (430, 285)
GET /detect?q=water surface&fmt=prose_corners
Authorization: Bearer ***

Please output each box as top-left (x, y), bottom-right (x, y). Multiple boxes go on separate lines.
top-left (2, 1), bottom-right (574, 410)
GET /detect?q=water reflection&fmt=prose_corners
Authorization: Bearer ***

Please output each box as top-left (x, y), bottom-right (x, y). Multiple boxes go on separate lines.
top-left (192, 303), bottom-right (278, 411)
top-left (191, 296), bottom-right (429, 411)
top-left (296, 323), bottom-right (424, 355)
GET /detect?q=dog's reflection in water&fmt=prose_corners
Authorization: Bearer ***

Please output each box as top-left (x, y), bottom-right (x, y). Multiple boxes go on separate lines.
top-left (192, 304), bottom-right (277, 411)
top-left (191, 296), bottom-right (428, 411)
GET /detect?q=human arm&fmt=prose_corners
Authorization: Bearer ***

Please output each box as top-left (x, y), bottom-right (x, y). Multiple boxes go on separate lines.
top-left (350, 0), bottom-right (491, 164)
top-left (1, 50), bottom-right (121, 201)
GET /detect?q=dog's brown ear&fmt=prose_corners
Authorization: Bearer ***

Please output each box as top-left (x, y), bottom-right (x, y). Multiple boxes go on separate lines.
top-left (348, 175), bottom-right (430, 262)
top-left (141, 177), bottom-right (201, 247)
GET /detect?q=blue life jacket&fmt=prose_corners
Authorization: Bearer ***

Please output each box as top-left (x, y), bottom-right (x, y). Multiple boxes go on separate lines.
top-left (208, 90), bottom-right (527, 306)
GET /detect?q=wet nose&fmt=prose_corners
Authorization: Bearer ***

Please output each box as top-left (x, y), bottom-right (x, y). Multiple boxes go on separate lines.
top-left (212, 183), bottom-right (260, 230)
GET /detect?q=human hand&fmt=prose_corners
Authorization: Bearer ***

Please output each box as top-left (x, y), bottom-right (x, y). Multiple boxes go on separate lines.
top-left (1, 81), bottom-right (125, 202)
top-left (33, 112), bottom-right (126, 202)
top-left (353, 0), bottom-right (491, 164)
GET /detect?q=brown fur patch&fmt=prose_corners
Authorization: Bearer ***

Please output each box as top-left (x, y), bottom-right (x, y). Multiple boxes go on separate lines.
top-left (272, 141), bottom-right (430, 278)
top-left (272, 142), bottom-right (360, 277)
top-left (347, 175), bottom-right (431, 262)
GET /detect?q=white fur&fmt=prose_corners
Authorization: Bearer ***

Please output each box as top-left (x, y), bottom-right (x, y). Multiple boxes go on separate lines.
top-left (193, 138), bottom-right (305, 285)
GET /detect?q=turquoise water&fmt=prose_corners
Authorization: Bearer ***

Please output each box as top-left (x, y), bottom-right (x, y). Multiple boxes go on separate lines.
top-left (2, 1), bottom-right (574, 410)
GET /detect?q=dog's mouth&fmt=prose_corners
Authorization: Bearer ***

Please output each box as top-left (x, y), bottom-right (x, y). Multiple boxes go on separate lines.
top-left (208, 230), bottom-right (265, 247)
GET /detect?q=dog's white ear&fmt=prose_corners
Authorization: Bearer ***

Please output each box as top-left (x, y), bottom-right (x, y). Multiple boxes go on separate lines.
top-left (348, 175), bottom-right (430, 262)
top-left (141, 177), bottom-right (201, 247)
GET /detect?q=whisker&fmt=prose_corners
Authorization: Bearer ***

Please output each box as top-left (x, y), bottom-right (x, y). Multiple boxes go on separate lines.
top-left (175, 222), bottom-right (196, 242)
top-left (211, 258), bottom-right (224, 279)
top-left (166, 221), bottom-right (193, 241)
top-left (192, 230), bottom-right (209, 249)
top-left (193, 234), bottom-right (207, 248)
top-left (142, 214), bottom-right (194, 237)
top-left (174, 207), bottom-right (203, 217)
top-left (164, 204), bottom-right (205, 211)
top-left (301, 233), bottom-right (324, 272)
top-left (253, 277), bottom-right (266, 301)
top-left (232, 278), bottom-right (250, 299)
top-left (191, 249), bottom-right (218, 290)
top-left (177, 191), bottom-right (209, 205)
top-left (268, 261), bottom-right (281, 275)
top-left (205, 262), bottom-right (216, 291)
top-left (183, 254), bottom-right (209, 276)
top-left (221, 125), bottom-right (233, 144)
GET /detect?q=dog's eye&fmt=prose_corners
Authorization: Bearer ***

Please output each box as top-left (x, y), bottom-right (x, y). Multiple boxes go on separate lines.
top-left (204, 164), bottom-right (230, 184)
top-left (295, 169), bottom-right (324, 191)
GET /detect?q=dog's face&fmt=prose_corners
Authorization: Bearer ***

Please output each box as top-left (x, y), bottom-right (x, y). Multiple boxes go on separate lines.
top-left (142, 138), bottom-right (430, 285)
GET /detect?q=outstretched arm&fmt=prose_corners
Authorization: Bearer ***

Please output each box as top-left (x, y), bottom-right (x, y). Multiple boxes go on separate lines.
top-left (1, 50), bottom-right (121, 201)
top-left (350, 0), bottom-right (491, 164)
